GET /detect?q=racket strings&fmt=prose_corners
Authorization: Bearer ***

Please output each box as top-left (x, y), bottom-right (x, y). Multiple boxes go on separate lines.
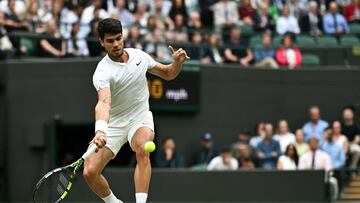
top-left (34, 169), bottom-right (72, 203)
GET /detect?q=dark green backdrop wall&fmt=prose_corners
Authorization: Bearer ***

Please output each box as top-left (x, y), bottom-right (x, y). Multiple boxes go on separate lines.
top-left (1, 59), bottom-right (360, 201)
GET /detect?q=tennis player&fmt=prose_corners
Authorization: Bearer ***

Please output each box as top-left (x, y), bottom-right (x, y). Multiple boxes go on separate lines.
top-left (83, 18), bottom-right (190, 203)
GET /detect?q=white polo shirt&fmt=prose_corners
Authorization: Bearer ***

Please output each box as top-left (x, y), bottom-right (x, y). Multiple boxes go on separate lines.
top-left (93, 48), bottom-right (157, 127)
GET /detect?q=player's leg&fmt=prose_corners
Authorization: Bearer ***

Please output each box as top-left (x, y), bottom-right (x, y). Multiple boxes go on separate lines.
top-left (131, 127), bottom-right (154, 203)
top-left (84, 127), bottom-right (127, 203)
top-left (83, 146), bottom-right (114, 198)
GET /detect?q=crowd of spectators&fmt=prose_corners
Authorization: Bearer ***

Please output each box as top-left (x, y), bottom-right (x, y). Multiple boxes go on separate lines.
top-left (154, 105), bottom-right (360, 172)
top-left (153, 105), bottom-right (360, 199)
top-left (0, 0), bottom-right (359, 67)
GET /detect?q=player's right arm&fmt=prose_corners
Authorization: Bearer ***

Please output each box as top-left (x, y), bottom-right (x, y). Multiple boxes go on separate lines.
top-left (93, 87), bottom-right (111, 149)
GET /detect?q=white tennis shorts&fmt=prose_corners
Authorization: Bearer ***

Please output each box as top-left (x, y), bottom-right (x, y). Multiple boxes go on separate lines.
top-left (105, 110), bottom-right (154, 157)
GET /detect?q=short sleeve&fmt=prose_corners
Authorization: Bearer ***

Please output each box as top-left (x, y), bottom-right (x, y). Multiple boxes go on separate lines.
top-left (93, 63), bottom-right (111, 91)
top-left (142, 50), bottom-right (157, 70)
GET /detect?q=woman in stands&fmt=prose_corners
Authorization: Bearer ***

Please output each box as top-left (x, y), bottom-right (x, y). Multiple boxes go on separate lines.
top-left (275, 32), bottom-right (302, 69)
top-left (277, 144), bottom-right (299, 170)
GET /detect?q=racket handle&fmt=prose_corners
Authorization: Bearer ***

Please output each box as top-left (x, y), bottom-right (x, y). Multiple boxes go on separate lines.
top-left (82, 144), bottom-right (97, 160)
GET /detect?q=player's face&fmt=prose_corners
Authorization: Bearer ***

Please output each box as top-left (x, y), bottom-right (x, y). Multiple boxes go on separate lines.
top-left (100, 33), bottom-right (124, 59)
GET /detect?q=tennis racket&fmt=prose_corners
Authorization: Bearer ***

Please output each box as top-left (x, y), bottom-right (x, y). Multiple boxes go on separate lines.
top-left (33, 144), bottom-right (97, 203)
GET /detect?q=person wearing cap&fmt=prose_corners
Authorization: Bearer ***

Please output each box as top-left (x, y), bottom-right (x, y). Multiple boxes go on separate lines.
top-left (207, 146), bottom-right (239, 171)
top-left (192, 133), bottom-right (219, 168)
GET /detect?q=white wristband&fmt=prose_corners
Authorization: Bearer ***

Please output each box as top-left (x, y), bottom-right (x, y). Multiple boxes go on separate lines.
top-left (95, 120), bottom-right (108, 135)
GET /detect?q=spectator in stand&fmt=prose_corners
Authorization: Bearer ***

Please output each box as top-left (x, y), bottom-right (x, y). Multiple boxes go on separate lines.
top-left (253, 32), bottom-right (279, 68)
top-left (207, 146), bottom-right (239, 171)
top-left (277, 144), bottom-right (299, 170)
top-left (299, 1), bottom-right (323, 37)
top-left (253, 1), bottom-right (275, 32)
top-left (78, 0), bottom-right (109, 38)
top-left (187, 11), bottom-right (202, 38)
top-left (321, 128), bottom-right (346, 169)
top-left (125, 25), bottom-right (144, 50)
top-left (169, 0), bottom-right (188, 23)
top-left (3, 0), bottom-right (29, 54)
top-left (155, 137), bottom-right (184, 168)
top-left (260, 0), bottom-right (279, 21)
top-left (167, 13), bottom-right (188, 42)
top-left (86, 19), bottom-right (104, 57)
top-left (294, 129), bottom-right (309, 156)
top-left (344, 0), bottom-right (360, 24)
top-left (276, 5), bottom-right (300, 35)
top-left (23, 0), bottom-right (49, 33)
top-left (150, 0), bottom-right (175, 31)
top-left (133, 4), bottom-right (151, 36)
top-left (212, 0), bottom-right (239, 34)
top-left (145, 28), bottom-right (172, 61)
top-left (193, 132), bottom-right (219, 168)
top-left (250, 122), bottom-right (266, 148)
top-left (299, 137), bottom-right (338, 200)
top-left (233, 143), bottom-right (256, 170)
top-left (332, 121), bottom-right (349, 154)
top-left (223, 26), bottom-right (253, 66)
top-left (149, 0), bottom-right (172, 16)
top-left (302, 106), bottom-right (329, 141)
top-left (39, 19), bottom-right (66, 57)
top-left (201, 33), bottom-right (223, 64)
top-left (0, 11), bottom-right (14, 59)
top-left (143, 15), bottom-right (158, 41)
top-left (323, 1), bottom-right (349, 35)
top-left (0, 0), bottom-right (26, 15)
top-left (239, 0), bottom-right (256, 26)
top-left (186, 31), bottom-right (203, 60)
top-left (199, 0), bottom-right (216, 28)
top-left (66, 22), bottom-right (89, 57)
top-left (275, 32), bottom-right (302, 69)
top-left (287, 0), bottom-right (308, 19)
top-left (111, 0), bottom-right (134, 30)
top-left (274, 120), bottom-right (296, 153)
top-left (256, 123), bottom-right (281, 169)
top-left (299, 137), bottom-right (333, 170)
top-left (341, 107), bottom-right (360, 169)
top-left (232, 129), bottom-right (256, 170)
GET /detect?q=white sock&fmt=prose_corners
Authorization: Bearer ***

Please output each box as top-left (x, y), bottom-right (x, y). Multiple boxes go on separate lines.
top-left (102, 191), bottom-right (122, 203)
top-left (135, 192), bottom-right (148, 203)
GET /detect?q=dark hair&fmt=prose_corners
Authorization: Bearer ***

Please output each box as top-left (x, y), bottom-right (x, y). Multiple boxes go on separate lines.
top-left (285, 144), bottom-right (299, 166)
top-left (282, 32), bottom-right (296, 44)
top-left (161, 137), bottom-right (174, 145)
top-left (97, 18), bottom-right (123, 40)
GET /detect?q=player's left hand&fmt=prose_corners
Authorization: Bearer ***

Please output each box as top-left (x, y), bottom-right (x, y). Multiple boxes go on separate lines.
top-left (168, 45), bottom-right (190, 65)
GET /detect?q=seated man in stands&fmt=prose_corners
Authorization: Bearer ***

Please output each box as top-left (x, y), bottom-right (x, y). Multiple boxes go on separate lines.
top-left (321, 128), bottom-right (346, 169)
top-left (256, 123), bottom-right (281, 169)
top-left (223, 26), bottom-right (253, 66)
top-left (232, 129), bottom-right (256, 170)
top-left (275, 32), bottom-right (302, 69)
top-left (276, 5), bottom-right (300, 35)
top-left (341, 107), bottom-right (360, 169)
top-left (253, 32), bottom-right (279, 68)
top-left (298, 137), bottom-right (338, 200)
top-left (155, 137), bottom-right (184, 168)
top-left (302, 106), bottom-right (329, 141)
top-left (192, 133), bottom-right (219, 169)
top-left (207, 146), bottom-right (239, 171)
top-left (323, 2), bottom-right (349, 35)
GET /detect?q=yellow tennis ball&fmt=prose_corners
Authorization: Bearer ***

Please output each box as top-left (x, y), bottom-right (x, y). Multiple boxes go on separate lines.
top-left (144, 141), bottom-right (156, 152)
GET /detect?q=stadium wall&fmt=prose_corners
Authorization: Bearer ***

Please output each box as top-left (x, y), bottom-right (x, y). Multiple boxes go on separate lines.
top-left (2, 59), bottom-right (360, 201)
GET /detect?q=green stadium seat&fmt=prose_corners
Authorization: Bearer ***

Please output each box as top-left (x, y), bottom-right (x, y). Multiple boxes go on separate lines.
top-left (340, 35), bottom-right (360, 46)
top-left (297, 35), bottom-right (316, 47)
top-left (20, 38), bottom-right (38, 56)
top-left (239, 25), bottom-right (254, 37)
top-left (317, 36), bottom-right (338, 46)
top-left (349, 24), bottom-right (360, 35)
top-left (302, 54), bottom-right (321, 68)
top-left (272, 35), bottom-right (282, 47)
top-left (249, 35), bottom-right (262, 47)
